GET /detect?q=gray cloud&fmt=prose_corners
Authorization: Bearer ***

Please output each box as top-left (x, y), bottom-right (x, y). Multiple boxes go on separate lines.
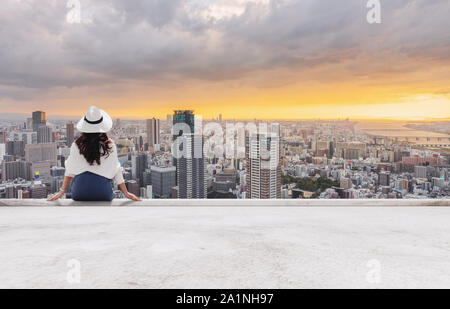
top-left (0, 0), bottom-right (449, 101)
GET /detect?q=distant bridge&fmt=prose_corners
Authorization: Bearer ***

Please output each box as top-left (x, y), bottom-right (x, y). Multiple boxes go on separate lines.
top-left (368, 134), bottom-right (450, 147)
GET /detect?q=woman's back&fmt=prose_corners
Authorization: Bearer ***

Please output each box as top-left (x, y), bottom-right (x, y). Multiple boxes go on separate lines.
top-left (65, 135), bottom-right (124, 184)
top-left (48, 106), bottom-right (139, 202)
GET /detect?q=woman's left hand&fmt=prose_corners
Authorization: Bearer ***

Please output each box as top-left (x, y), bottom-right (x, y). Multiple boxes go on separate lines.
top-left (48, 191), bottom-right (64, 201)
top-left (124, 192), bottom-right (141, 201)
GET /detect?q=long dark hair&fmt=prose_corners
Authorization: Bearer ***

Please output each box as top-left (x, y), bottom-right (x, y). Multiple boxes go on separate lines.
top-left (76, 133), bottom-right (112, 165)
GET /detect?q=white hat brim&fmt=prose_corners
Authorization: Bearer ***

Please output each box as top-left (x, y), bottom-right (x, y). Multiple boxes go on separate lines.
top-left (76, 109), bottom-right (113, 133)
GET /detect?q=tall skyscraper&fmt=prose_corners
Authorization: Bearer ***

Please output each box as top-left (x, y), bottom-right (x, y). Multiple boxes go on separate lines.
top-left (173, 110), bottom-right (195, 139)
top-left (146, 185), bottom-right (153, 199)
top-left (26, 118), bottom-right (33, 130)
top-left (146, 118), bottom-right (160, 150)
top-left (1, 160), bottom-right (31, 181)
top-left (25, 143), bottom-right (57, 165)
top-left (245, 128), bottom-right (281, 199)
top-left (0, 131), bottom-right (6, 144)
top-left (32, 111), bottom-right (46, 132)
top-left (22, 132), bottom-right (37, 145)
top-left (66, 122), bottom-right (75, 147)
top-left (37, 125), bottom-right (52, 144)
top-left (173, 110), bottom-right (196, 185)
top-left (6, 141), bottom-right (25, 157)
top-left (166, 114), bottom-right (172, 126)
top-left (142, 169), bottom-right (152, 187)
top-left (151, 166), bottom-right (176, 198)
top-left (177, 134), bottom-right (207, 199)
top-left (131, 152), bottom-right (148, 187)
top-left (329, 140), bottom-right (335, 157)
top-left (0, 143), bottom-right (5, 162)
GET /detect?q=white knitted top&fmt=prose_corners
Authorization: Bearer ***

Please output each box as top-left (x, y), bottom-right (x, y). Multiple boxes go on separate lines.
top-left (64, 141), bottom-right (125, 184)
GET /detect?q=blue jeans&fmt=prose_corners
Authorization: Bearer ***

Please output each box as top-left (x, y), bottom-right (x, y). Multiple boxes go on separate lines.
top-left (71, 172), bottom-right (114, 201)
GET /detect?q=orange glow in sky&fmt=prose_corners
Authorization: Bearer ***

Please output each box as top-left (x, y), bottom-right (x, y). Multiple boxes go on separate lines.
top-left (1, 0), bottom-right (449, 121)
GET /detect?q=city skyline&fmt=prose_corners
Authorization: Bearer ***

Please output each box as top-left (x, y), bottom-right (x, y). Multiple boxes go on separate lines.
top-left (0, 0), bottom-right (449, 120)
top-left (1, 107), bottom-right (449, 200)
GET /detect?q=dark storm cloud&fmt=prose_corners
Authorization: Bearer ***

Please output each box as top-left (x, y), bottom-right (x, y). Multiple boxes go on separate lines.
top-left (0, 0), bottom-right (449, 101)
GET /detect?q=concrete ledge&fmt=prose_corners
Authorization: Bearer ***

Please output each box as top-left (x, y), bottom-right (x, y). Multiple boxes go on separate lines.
top-left (0, 198), bottom-right (449, 207)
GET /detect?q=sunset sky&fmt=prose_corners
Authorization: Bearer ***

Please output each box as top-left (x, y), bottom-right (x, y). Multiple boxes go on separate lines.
top-left (0, 0), bottom-right (449, 120)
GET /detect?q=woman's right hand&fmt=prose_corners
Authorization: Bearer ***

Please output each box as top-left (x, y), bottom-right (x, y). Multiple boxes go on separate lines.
top-left (123, 191), bottom-right (141, 201)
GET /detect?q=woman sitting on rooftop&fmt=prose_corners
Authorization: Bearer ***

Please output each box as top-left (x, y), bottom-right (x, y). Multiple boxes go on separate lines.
top-left (48, 106), bottom-right (140, 202)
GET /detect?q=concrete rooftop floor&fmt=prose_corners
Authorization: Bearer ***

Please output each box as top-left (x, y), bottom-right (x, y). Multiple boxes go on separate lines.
top-left (1, 205), bottom-right (450, 288)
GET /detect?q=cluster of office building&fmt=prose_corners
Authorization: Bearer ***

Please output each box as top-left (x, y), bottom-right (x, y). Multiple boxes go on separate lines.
top-left (0, 114), bottom-right (448, 199)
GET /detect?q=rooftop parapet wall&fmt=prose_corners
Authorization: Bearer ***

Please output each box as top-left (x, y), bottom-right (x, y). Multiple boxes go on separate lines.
top-left (0, 199), bottom-right (449, 207)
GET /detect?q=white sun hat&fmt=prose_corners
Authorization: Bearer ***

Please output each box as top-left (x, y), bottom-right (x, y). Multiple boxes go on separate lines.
top-left (76, 106), bottom-right (113, 133)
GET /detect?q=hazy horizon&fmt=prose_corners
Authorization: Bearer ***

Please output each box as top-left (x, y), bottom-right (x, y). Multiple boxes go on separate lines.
top-left (1, 112), bottom-right (449, 123)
